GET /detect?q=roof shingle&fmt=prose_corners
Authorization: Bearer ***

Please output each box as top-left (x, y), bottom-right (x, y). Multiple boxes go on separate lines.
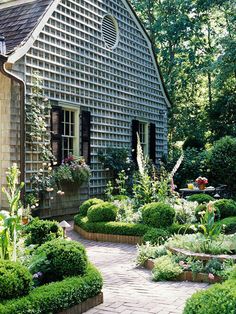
top-left (0, 0), bottom-right (52, 54)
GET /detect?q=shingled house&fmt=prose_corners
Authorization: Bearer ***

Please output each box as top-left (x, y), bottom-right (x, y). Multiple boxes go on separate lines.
top-left (0, 0), bottom-right (170, 215)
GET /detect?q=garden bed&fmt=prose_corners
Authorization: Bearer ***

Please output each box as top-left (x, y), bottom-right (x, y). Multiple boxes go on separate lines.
top-left (58, 292), bottom-right (103, 314)
top-left (0, 264), bottom-right (103, 314)
top-left (167, 246), bottom-right (236, 262)
top-left (143, 259), bottom-right (222, 283)
top-left (74, 224), bottom-right (143, 244)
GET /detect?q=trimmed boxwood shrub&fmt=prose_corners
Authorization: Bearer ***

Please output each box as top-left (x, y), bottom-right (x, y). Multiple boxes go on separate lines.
top-left (79, 198), bottom-right (104, 216)
top-left (24, 218), bottom-right (63, 245)
top-left (0, 263), bottom-right (102, 314)
top-left (0, 260), bottom-right (32, 301)
top-left (142, 202), bottom-right (175, 228)
top-left (168, 223), bottom-right (196, 235)
top-left (214, 199), bottom-right (236, 219)
top-left (31, 239), bottom-right (88, 283)
top-left (183, 279), bottom-right (236, 314)
top-left (143, 228), bottom-right (171, 244)
top-left (74, 215), bottom-right (149, 236)
top-left (217, 216), bottom-right (236, 234)
top-left (87, 202), bottom-right (117, 222)
top-left (187, 194), bottom-right (214, 204)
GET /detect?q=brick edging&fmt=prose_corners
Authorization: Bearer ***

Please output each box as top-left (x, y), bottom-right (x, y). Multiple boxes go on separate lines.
top-left (74, 224), bottom-right (143, 244)
top-left (57, 292), bottom-right (103, 314)
top-left (144, 260), bottom-right (222, 283)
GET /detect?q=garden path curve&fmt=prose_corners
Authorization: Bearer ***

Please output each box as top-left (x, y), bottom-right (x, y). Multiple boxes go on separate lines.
top-left (68, 224), bottom-right (208, 314)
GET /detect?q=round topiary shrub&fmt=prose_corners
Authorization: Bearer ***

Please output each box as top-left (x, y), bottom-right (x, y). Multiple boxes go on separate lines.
top-left (187, 193), bottom-right (214, 204)
top-left (24, 218), bottom-right (63, 245)
top-left (79, 198), bottom-right (104, 216)
top-left (87, 202), bottom-right (117, 222)
top-left (142, 202), bottom-right (175, 228)
top-left (183, 279), bottom-right (236, 314)
top-left (0, 260), bottom-right (32, 300)
top-left (32, 239), bottom-right (88, 283)
top-left (214, 199), bottom-right (236, 219)
top-left (143, 228), bottom-right (171, 244)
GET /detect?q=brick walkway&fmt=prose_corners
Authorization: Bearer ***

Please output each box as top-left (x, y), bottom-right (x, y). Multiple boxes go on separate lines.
top-left (68, 224), bottom-right (208, 314)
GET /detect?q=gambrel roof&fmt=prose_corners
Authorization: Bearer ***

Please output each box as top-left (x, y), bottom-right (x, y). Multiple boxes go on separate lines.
top-left (0, 0), bottom-right (171, 106)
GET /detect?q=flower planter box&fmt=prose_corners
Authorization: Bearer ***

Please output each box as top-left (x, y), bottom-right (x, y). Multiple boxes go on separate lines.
top-left (144, 259), bottom-right (222, 283)
top-left (167, 246), bottom-right (236, 262)
top-left (57, 292), bottom-right (103, 314)
top-left (74, 225), bottom-right (143, 245)
top-left (39, 183), bottom-right (89, 218)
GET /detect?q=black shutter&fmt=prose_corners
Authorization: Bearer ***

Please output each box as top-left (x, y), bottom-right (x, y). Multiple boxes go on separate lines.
top-left (51, 106), bottom-right (62, 165)
top-left (81, 111), bottom-right (91, 164)
top-left (131, 120), bottom-right (139, 162)
top-left (149, 123), bottom-right (156, 163)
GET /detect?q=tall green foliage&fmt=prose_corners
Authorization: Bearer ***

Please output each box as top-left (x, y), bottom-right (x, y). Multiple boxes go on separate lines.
top-left (131, 0), bottom-right (236, 144)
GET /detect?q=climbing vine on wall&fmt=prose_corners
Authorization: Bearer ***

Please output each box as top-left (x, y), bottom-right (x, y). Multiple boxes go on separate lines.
top-left (26, 73), bottom-right (53, 161)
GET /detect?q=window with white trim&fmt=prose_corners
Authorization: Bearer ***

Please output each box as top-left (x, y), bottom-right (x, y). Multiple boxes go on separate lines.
top-left (138, 122), bottom-right (149, 155)
top-left (62, 109), bottom-right (75, 159)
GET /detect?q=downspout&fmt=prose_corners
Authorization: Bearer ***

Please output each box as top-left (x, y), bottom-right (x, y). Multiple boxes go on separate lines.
top-left (0, 55), bottom-right (25, 183)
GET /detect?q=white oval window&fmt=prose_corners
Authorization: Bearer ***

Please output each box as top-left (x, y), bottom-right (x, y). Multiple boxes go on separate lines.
top-left (102, 15), bottom-right (119, 49)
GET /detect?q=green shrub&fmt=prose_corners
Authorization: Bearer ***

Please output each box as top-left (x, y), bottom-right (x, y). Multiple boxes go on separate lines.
top-left (0, 260), bottom-right (32, 301)
top-left (208, 136), bottom-right (236, 193)
top-left (24, 218), bottom-right (63, 245)
top-left (183, 279), bottom-right (236, 314)
top-left (188, 194), bottom-right (214, 204)
top-left (195, 203), bottom-right (221, 221)
top-left (143, 228), bottom-right (171, 244)
top-left (31, 239), bottom-right (88, 283)
top-left (112, 195), bottom-right (129, 201)
top-left (0, 263), bottom-right (102, 314)
top-left (142, 202), bottom-right (175, 228)
top-left (152, 255), bottom-right (183, 281)
top-left (79, 198), bottom-right (104, 216)
top-left (168, 223), bottom-right (196, 234)
top-left (214, 199), bottom-right (236, 219)
top-left (183, 135), bottom-right (205, 150)
top-left (87, 202), bottom-right (117, 222)
top-left (74, 215), bottom-right (149, 236)
top-left (217, 216), bottom-right (236, 234)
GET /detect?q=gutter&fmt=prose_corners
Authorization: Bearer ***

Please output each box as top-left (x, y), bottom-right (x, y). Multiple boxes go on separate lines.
top-left (0, 55), bottom-right (25, 183)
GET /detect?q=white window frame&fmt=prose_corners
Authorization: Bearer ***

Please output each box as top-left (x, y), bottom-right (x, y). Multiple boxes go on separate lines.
top-left (59, 103), bottom-right (80, 159)
top-left (138, 121), bottom-right (149, 156)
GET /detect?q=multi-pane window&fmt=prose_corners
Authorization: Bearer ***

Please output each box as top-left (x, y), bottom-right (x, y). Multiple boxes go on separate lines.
top-left (62, 109), bottom-right (75, 159)
top-left (138, 122), bottom-right (148, 155)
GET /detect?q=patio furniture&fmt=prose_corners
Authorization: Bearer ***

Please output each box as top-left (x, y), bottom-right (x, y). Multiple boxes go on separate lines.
top-left (179, 186), bottom-right (216, 198)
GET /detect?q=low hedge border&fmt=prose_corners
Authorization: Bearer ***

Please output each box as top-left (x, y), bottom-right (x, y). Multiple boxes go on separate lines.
top-left (74, 225), bottom-right (143, 244)
top-left (0, 263), bottom-right (103, 314)
top-left (183, 279), bottom-right (236, 314)
top-left (74, 215), bottom-right (149, 237)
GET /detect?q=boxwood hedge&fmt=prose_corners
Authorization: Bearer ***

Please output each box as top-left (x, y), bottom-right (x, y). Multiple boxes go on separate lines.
top-left (183, 279), bottom-right (236, 314)
top-left (0, 263), bottom-right (102, 314)
top-left (74, 215), bottom-right (149, 236)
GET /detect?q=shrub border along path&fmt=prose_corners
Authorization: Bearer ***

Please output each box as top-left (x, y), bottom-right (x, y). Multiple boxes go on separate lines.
top-left (69, 222), bottom-right (208, 314)
top-left (74, 224), bottom-right (143, 245)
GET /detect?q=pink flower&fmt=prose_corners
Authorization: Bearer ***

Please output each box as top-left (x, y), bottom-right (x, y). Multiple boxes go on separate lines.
top-left (179, 261), bottom-right (185, 266)
top-left (208, 273), bottom-right (215, 280)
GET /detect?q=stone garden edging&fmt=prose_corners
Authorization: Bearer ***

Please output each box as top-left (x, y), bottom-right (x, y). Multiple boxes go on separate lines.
top-left (57, 292), bottom-right (103, 314)
top-left (167, 246), bottom-right (236, 261)
top-left (144, 259), bottom-right (222, 284)
top-left (74, 225), bottom-right (143, 244)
